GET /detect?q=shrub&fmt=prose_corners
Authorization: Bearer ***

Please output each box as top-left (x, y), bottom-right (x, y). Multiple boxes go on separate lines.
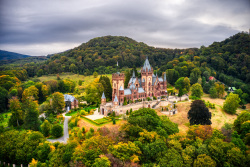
top-left (51, 124), bottom-right (63, 138)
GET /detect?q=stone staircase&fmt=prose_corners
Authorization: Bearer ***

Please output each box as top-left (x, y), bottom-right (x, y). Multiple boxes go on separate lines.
top-left (152, 101), bottom-right (161, 108)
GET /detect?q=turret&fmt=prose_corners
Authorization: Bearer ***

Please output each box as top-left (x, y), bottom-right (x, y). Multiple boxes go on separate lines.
top-left (101, 92), bottom-right (106, 105)
top-left (113, 94), bottom-right (119, 107)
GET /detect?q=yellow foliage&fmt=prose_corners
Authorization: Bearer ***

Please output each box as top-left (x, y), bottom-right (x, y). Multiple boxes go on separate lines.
top-left (29, 158), bottom-right (38, 167)
top-left (50, 145), bottom-right (55, 152)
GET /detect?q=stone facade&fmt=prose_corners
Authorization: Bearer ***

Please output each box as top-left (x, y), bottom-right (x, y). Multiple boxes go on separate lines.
top-left (100, 57), bottom-right (168, 116)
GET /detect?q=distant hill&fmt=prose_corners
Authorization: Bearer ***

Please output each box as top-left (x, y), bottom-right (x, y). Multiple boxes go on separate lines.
top-left (0, 50), bottom-right (31, 60)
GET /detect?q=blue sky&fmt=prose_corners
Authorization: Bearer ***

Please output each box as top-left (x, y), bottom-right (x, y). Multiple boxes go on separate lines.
top-left (0, 0), bottom-right (249, 56)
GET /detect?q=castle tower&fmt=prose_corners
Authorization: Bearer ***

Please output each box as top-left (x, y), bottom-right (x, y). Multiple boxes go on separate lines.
top-left (119, 86), bottom-right (124, 105)
top-left (163, 72), bottom-right (167, 95)
top-left (101, 92), bottom-right (106, 105)
top-left (141, 56), bottom-right (153, 97)
top-left (112, 72), bottom-right (125, 103)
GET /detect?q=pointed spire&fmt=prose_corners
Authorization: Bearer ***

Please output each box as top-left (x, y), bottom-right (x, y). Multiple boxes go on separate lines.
top-left (156, 72), bottom-right (158, 77)
top-left (164, 72), bottom-right (166, 81)
top-left (101, 92), bottom-right (106, 99)
top-left (114, 93), bottom-right (118, 102)
top-left (117, 61), bottom-right (118, 66)
top-left (132, 70), bottom-right (135, 78)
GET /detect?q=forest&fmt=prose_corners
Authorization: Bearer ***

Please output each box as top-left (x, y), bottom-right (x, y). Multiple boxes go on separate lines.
top-left (0, 32), bottom-right (249, 166)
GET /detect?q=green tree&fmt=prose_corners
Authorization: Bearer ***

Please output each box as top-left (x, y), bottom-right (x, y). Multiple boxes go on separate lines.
top-left (51, 124), bottom-right (63, 138)
top-left (22, 85), bottom-right (39, 102)
top-left (108, 141), bottom-right (141, 163)
top-left (93, 71), bottom-right (98, 78)
top-left (223, 93), bottom-right (240, 114)
top-left (158, 148), bottom-right (183, 167)
top-left (85, 78), bottom-right (104, 105)
top-left (209, 87), bottom-right (217, 98)
top-left (40, 120), bottom-right (51, 137)
top-left (191, 83), bottom-right (203, 98)
top-left (183, 77), bottom-right (191, 92)
top-left (51, 92), bottom-right (65, 114)
top-left (124, 70), bottom-right (132, 88)
top-left (24, 97), bottom-right (40, 130)
top-left (188, 100), bottom-right (211, 125)
top-left (0, 86), bottom-right (8, 112)
top-left (166, 69), bottom-right (179, 85)
top-left (190, 68), bottom-right (201, 85)
top-left (233, 111), bottom-right (250, 136)
top-left (8, 97), bottom-right (24, 127)
top-left (123, 97), bottom-right (127, 105)
top-left (193, 154), bottom-right (216, 167)
top-left (93, 155), bottom-right (111, 167)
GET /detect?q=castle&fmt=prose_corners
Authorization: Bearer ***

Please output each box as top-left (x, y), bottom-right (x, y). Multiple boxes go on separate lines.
top-left (100, 57), bottom-right (168, 116)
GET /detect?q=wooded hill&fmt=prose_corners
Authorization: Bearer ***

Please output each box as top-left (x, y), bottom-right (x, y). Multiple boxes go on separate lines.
top-left (1, 32), bottom-right (249, 89)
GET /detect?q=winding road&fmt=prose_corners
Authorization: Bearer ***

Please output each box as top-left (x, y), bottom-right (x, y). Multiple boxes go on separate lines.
top-left (47, 113), bottom-right (71, 144)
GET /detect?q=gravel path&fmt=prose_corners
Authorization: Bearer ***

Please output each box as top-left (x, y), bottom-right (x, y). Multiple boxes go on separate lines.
top-left (47, 113), bottom-right (71, 144)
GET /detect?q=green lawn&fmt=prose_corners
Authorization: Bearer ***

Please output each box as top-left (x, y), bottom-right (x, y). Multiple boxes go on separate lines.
top-left (65, 107), bottom-right (96, 116)
top-left (0, 112), bottom-right (11, 127)
top-left (81, 116), bottom-right (120, 126)
top-left (94, 117), bottom-right (111, 124)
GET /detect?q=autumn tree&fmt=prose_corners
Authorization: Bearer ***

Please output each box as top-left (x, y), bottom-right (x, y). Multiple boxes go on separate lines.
top-left (223, 93), bottom-right (240, 114)
top-left (8, 97), bottom-right (24, 127)
top-left (51, 92), bottom-right (65, 114)
top-left (193, 154), bottom-right (216, 167)
top-left (188, 100), bottom-right (211, 125)
top-left (191, 83), bottom-right (203, 98)
top-left (214, 82), bottom-right (225, 98)
top-left (22, 85), bottom-right (39, 102)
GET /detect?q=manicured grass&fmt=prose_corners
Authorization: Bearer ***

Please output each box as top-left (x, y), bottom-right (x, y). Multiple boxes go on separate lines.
top-left (94, 117), bottom-right (111, 124)
top-left (81, 116), bottom-right (120, 127)
top-left (0, 112), bottom-right (11, 127)
top-left (65, 107), bottom-right (96, 116)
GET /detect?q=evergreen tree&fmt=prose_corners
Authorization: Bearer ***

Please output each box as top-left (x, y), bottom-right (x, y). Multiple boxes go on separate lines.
top-left (40, 120), bottom-right (51, 137)
top-left (188, 100), bottom-right (211, 125)
top-left (124, 70), bottom-right (132, 88)
top-left (24, 97), bottom-right (40, 130)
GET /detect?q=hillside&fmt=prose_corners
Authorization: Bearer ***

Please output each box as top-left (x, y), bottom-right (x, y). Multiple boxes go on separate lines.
top-left (0, 50), bottom-right (31, 60)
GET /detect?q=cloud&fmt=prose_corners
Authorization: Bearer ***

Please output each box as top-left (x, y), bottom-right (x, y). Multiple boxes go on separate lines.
top-left (0, 0), bottom-right (249, 55)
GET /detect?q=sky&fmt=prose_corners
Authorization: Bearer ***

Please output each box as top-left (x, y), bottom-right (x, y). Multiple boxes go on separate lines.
top-left (0, 0), bottom-right (249, 56)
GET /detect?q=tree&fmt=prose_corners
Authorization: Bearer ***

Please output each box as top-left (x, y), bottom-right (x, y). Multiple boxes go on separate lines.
top-left (166, 69), bottom-right (179, 85)
top-left (233, 111), bottom-right (250, 135)
top-left (193, 154), bottom-right (216, 167)
top-left (8, 97), bottom-right (24, 127)
top-left (40, 120), bottom-right (51, 137)
top-left (214, 82), bottom-right (225, 98)
top-left (22, 85), bottom-right (39, 102)
top-left (191, 83), bottom-right (203, 98)
top-left (93, 71), bottom-right (98, 78)
top-left (209, 87), bottom-right (217, 98)
top-left (183, 77), bottom-right (190, 92)
top-left (123, 97), bottom-right (127, 105)
top-left (85, 78), bottom-right (104, 105)
top-left (223, 93), bottom-right (240, 114)
top-left (124, 70), bottom-right (132, 88)
top-left (203, 71), bottom-right (210, 81)
top-left (190, 68), bottom-right (201, 85)
top-left (158, 148), bottom-right (183, 167)
top-left (93, 155), bottom-right (111, 167)
top-left (51, 92), bottom-right (65, 114)
top-left (188, 100), bottom-right (211, 125)
top-left (108, 141), bottom-right (141, 163)
top-left (51, 124), bottom-right (63, 138)
top-left (203, 82), bottom-right (211, 94)
top-left (23, 97), bottom-right (40, 130)
top-left (0, 86), bottom-right (8, 112)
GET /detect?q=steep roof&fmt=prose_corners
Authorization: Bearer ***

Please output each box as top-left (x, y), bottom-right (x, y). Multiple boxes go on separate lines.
top-left (101, 92), bottom-right (106, 99)
top-left (114, 94), bottom-right (118, 102)
top-left (64, 94), bottom-right (77, 102)
top-left (142, 57), bottom-right (152, 71)
top-left (138, 87), bottom-right (145, 93)
top-left (124, 89), bottom-right (131, 95)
